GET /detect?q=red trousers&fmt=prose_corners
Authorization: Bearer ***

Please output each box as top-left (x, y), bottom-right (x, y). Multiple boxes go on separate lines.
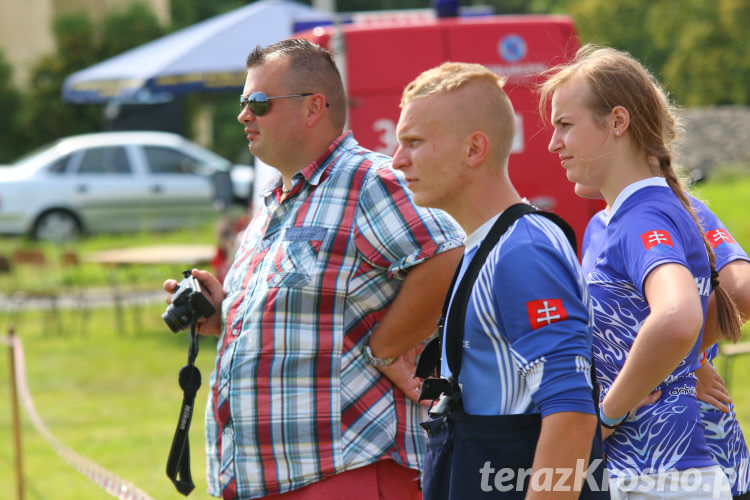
top-left (263, 460), bottom-right (422, 500)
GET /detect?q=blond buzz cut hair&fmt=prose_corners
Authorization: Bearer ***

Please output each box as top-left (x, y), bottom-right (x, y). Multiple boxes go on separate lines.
top-left (401, 62), bottom-right (516, 165)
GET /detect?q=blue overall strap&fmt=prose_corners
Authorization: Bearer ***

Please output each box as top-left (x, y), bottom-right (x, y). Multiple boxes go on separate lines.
top-left (416, 203), bottom-right (577, 389)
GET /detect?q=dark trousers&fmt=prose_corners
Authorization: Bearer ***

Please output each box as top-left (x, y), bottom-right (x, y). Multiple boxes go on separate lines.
top-left (420, 411), bottom-right (610, 499)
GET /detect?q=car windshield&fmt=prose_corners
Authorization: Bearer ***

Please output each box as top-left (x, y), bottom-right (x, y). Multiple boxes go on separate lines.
top-left (11, 139), bottom-right (65, 167)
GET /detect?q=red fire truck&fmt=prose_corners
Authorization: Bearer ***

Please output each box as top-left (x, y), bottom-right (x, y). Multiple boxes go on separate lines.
top-left (296, 13), bottom-right (603, 249)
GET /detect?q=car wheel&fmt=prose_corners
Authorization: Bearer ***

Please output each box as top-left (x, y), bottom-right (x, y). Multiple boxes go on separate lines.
top-left (32, 210), bottom-right (82, 241)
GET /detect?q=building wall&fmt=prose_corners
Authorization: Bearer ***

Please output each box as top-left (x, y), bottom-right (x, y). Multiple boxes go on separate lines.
top-left (0, 0), bottom-right (169, 87)
top-left (679, 106), bottom-right (750, 174)
top-left (0, 0), bottom-right (56, 85)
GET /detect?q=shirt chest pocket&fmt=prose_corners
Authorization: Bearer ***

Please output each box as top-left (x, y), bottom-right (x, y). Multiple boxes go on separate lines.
top-left (266, 226), bottom-right (327, 288)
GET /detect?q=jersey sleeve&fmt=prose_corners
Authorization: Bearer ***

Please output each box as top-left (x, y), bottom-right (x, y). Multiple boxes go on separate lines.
top-left (495, 224), bottom-right (595, 417)
top-left (353, 165), bottom-right (464, 277)
top-left (691, 197), bottom-right (750, 271)
top-left (618, 206), bottom-right (694, 293)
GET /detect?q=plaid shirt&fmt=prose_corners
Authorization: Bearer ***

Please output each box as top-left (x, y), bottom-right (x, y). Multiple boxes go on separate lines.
top-left (206, 132), bottom-right (464, 499)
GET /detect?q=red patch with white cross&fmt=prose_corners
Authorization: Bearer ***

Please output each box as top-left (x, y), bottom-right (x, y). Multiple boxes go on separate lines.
top-left (705, 228), bottom-right (735, 248)
top-left (526, 299), bottom-right (568, 330)
top-left (640, 230), bottom-right (673, 250)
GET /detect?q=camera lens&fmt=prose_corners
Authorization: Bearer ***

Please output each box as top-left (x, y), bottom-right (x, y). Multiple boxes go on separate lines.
top-left (162, 303), bottom-right (191, 333)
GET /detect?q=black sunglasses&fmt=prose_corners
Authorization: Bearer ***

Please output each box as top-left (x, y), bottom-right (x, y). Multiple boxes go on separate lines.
top-left (239, 92), bottom-right (327, 116)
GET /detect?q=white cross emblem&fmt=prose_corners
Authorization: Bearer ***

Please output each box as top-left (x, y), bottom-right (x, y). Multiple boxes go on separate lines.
top-left (647, 231), bottom-right (668, 245)
top-left (535, 300), bottom-right (561, 325)
top-left (710, 230), bottom-right (731, 244)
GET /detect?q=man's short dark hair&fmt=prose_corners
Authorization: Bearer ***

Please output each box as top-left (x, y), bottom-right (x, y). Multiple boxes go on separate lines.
top-left (247, 39), bottom-right (347, 129)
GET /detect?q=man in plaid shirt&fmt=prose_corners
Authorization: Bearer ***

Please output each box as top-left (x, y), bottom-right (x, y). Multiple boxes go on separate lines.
top-left (165, 39), bottom-right (463, 499)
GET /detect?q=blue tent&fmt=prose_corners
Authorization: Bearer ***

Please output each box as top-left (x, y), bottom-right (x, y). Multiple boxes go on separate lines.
top-left (62, 0), bottom-right (330, 104)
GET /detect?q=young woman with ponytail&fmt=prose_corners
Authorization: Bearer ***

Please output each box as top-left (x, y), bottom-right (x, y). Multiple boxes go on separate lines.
top-left (578, 193), bottom-right (750, 499)
top-left (540, 44), bottom-right (742, 499)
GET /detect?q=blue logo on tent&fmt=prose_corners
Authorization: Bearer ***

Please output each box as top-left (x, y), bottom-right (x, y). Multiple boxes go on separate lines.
top-left (499, 34), bottom-right (527, 62)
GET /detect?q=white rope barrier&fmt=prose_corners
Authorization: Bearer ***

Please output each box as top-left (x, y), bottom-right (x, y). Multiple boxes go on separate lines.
top-left (8, 332), bottom-right (156, 500)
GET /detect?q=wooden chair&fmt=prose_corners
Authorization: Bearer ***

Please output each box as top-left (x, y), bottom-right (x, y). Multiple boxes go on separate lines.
top-left (0, 254), bottom-right (11, 288)
top-left (0, 253), bottom-right (10, 273)
top-left (11, 248), bottom-right (62, 335)
top-left (60, 249), bottom-right (91, 336)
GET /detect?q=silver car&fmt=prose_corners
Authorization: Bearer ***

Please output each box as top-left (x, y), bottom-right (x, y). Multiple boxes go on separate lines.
top-left (0, 131), bottom-right (252, 240)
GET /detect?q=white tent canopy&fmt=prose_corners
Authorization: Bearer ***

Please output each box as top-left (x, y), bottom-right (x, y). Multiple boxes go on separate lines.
top-left (62, 0), bottom-right (330, 104)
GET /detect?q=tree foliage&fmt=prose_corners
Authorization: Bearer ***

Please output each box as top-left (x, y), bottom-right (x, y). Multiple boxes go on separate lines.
top-left (661, 0), bottom-right (750, 105)
top-left (99, 2), bottom-right (165, 59)
top-left (0, 51), bottom-right (23, 162)
top-left (170, 0), bottom-right (248, 28)
top-left (15, 13), bottom-right (102, 152)
top-left (565, 0), bottom-right (749, 106)
top-left (9, 3), bottom-right (166, 158)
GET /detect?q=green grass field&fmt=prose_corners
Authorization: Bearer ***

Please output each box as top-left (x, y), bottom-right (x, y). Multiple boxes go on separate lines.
top-left (1, 306), bottom-right (219, 499)
top-left (0, 175), bottom-right (749, 499)
top-left (1, 219), bottom-right (223, 499)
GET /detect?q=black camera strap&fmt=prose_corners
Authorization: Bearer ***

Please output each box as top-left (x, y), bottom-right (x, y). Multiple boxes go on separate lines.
top-left (417, 203), bottom-right (578, 399)
top-left (166, 324), bottom-right (202, 496)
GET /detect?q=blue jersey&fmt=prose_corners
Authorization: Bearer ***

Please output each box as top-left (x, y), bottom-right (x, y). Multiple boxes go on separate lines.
top-left (692, 197), bottom-right (750, 495)
top-left (441, 210), bottom-right (595, 418)
top-left (581, 177), bottom-right (714, 477)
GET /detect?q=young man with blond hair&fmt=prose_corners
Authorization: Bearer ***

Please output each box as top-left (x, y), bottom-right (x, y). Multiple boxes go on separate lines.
top-left (395, 62), bottom-right (607, 499)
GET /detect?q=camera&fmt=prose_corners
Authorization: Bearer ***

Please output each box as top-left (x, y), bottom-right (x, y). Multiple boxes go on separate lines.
top-left (162, 270), bottom-right (216, 333)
